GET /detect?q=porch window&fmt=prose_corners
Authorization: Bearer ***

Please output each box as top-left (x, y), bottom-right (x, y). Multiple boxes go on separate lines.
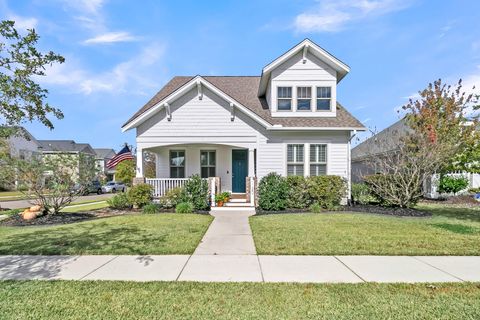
top-left (170, 150), bottom-right (185, 178)
top-left (316, 87), bottom-right (331, 111)
top-left (287, 144), bottom-right (304, 176)
top-left (297, 87), bottom-right (312, 111)
top-left (310, 144), bottom-right (327, 176)
top-left (200, 150), bottom-right (216, 178)
top-left (277, 87), bottom-right (292, 111)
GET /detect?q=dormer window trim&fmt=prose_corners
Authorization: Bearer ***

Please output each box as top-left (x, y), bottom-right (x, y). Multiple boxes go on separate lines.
top-left (296, 86), bottom-right (312, 111)
top-left (316, 86), bottom-right (332, 112)
top-left (277, 86), bottom-right (293, 111)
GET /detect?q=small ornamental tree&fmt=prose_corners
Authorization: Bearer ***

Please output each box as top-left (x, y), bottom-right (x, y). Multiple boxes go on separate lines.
top-left (363, 79), bottom-right (479, 208)
top-left (13, 153), bottom-right (96, 214)
top-left (0, 20), bottom-right (65, 137)
top-left (115, 159), bottom-right (135, 186)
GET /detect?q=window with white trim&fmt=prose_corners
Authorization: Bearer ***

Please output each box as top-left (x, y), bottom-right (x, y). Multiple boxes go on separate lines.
top-left (310, 144), bottom-right (327, 176)
top-left (200, 150), bottom-right (216, 178)
top-left (287, 144), bottom-right (304, 176)
top-left (316, 87), bottom-right (331, 111)
top-left (297, 87), bottom-right (312, 111)
top-left (277, 87), bottom-right (292, 111)
top-left (170, 150), bottom-right (185, 178)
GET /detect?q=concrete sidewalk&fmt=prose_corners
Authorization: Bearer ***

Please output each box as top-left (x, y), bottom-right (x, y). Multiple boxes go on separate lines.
top-left (1, 255), bottom-right (479, 283)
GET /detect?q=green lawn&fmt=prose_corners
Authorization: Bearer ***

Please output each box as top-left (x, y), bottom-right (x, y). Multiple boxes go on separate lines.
top-left (0, 281), bottom-right (478, 319)
top-left (60, 201), bottom-right (109, 213)
top-left (250, 203), bottom-right (480, 255)
top-left (0, 214), bottom-right (212, 255)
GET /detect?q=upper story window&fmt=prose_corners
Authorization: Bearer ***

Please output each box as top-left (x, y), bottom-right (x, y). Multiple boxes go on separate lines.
top-left (287, 144), bottom-right (304, 176)
top-left (277, 87), bottom-right (292, 111)
top-left (297, 87), bottom-right (312, 111)
top-left (170, 150), bottom-right (185, 178)
top-left (316, 87), bottom-right (331, 111)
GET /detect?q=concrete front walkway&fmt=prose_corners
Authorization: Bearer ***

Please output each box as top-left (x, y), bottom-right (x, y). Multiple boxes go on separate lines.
top-left (193, 209), bottom-right (256, 255)
top-left (1, 255), bottom-right (480, 283)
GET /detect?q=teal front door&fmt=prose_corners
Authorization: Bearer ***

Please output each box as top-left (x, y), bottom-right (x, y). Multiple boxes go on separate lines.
top-left (232, 149), bottom-right (248, 193)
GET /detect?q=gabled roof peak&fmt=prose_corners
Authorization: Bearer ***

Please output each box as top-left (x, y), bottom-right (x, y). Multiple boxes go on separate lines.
top-left (258, 38), bottom-right (350, 96)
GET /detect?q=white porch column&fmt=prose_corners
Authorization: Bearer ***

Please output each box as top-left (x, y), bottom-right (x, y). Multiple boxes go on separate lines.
top-left (248, 148), bottom-right (255, 177)
top-left (136, 146), bottom-right (144, 177)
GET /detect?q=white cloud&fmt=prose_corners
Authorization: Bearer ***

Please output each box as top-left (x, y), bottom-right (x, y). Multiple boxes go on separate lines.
top-left (294, 0), bottom-right (413, 33)
top-left (60, 0), bottom-right (137, 45)
top-left (8, 14), bottom-right (38, 30)
top-left (41, 43), bottom-right (166, 96)
top-left (83, 31), bottom-right (138, 44)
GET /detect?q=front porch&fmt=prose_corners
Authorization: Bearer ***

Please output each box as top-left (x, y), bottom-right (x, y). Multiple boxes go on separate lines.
top-left (135, 143), bottom-right (257, 207)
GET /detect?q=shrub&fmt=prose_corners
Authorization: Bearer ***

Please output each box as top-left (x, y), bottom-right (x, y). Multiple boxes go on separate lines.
top-left (159, 187), bottom-right (183, 208)
top-left (142, 203), bottom-right (161, 214)
top-left (364, 174), bottom-right (415, 207)
top-left (258, 173), bottom-right (288, 211)
top-left (176, 202), bottom-right (194, 214)
top-left (180, 175), bottom-right (209, 210)
top-left (107, 193), bottom-right (131, 209)
top-left (306, 175), bottom-right (346, 209)
top-left (438, 175), bottom-right (469, 195)
top-left (127, 183), bottom-right (153, 208)
top-left (285, 175), bottom-right (310, 209)
top-left (309, 202), bottom-right (322, 213)
top-left (351, 183), bottom-right (377, 205)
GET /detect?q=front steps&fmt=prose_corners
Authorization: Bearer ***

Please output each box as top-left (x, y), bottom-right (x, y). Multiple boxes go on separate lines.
top-left (210, 193), bottom-right (255, 213)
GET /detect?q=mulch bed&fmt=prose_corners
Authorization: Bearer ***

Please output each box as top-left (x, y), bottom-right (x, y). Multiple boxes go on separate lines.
top-left (0, 206), bottom-right (211, 227)
top-left (341, 204), bottom-right (431, 217)
top-left (421, 195), bottom-right (480, 207)
top-left (256, 205), bottom-right (431, 217)
top-left (0, 208), bottom-right (136, 227)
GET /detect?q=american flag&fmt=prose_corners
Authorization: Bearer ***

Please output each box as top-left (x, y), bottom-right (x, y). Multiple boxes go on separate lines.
top-left (107, 145), bottom-right (134, 169)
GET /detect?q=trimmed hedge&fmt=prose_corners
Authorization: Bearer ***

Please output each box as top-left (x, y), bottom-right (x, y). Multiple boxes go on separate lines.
top-left (258, 173), bottom-right (288, 211)
top-left (258, 174), bottom-right (347, 211)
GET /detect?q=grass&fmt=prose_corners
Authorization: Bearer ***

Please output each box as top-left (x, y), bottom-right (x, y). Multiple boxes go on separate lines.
top-left (250, 203), bottom-right (480, 255)
top-left (0, 281), bottom-right (479, 319)
top-left (0, 214), bottom-right (212, 255)
top-left (60, 201), bottom-right (109, 213)
top-left (0, 191), bottom-right (23, 197)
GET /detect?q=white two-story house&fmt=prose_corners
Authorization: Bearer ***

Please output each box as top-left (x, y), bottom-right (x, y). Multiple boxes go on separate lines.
top-left (122, 39), bottom-right (366, 206)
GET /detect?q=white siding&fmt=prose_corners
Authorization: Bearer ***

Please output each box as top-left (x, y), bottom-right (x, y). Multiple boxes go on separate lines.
top-left (137, 87), bottom-right (260, 148)
top-left (269, 51), bottom-right (337, 118)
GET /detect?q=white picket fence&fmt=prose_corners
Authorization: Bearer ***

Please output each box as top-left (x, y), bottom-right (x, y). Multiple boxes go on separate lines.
top-left (424, 172), bottom-right (480, 199)
top-left (146, 178), bottom-right (190, 198)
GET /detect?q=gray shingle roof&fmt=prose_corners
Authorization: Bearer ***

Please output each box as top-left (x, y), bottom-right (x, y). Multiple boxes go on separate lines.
top-left (124, 76), bottom-right (365, 129)
top-left (351, 118), bottom-right (411, 161)
top-left (38, 140), bottom-right (95, 155)
top-left (93, 148), bottom-right (116, 159)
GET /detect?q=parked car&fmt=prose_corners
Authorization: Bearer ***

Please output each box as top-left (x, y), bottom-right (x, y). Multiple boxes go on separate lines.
top-left (71, 181), bottom-right (103, 195)
top-left (102, 181), bottom-right (126, 193)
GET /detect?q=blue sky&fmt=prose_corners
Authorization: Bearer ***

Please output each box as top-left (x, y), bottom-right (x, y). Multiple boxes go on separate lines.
top-left (2, 0), bottom-right (480, 150)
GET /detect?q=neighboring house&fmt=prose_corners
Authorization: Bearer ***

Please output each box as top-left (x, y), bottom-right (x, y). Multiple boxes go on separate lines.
top-left (93, 148), bottom-right (117, 181)
top-left (5, 127), bottom-right (41, 160)
top-left (351, 118), bottom-right (411, 183)
top-left (351, 119), bottom-right (480, 198)
top-left (37, 140), bottom-right (97, 181)
top-left (122, 39), bottom-right (366, 205)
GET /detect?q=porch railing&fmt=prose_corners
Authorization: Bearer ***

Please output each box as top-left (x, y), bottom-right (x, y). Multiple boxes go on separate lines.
top-left (146, 178), bottom-right (190, 197)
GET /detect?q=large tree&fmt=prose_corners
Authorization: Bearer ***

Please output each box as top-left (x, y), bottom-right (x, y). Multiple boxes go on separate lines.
top-left (0, 20), bottom-right (65, 137)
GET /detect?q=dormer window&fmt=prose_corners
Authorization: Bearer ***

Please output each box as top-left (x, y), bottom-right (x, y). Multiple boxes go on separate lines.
top-left (316, 87), bottom-right (331, 111)
top-left (277, 87), bottom-right (292, 111)
top-left (297, 87), bottom-right (312, 111)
